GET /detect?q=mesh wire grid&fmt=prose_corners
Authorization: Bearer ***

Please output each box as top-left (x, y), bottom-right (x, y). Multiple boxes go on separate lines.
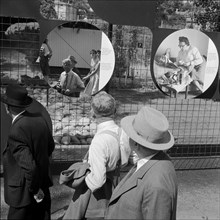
top-left (1, 7), bottom-right (220, 170)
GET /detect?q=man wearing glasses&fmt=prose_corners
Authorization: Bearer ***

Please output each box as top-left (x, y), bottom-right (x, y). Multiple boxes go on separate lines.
top-left (176, 36), bottom-right (206, 92)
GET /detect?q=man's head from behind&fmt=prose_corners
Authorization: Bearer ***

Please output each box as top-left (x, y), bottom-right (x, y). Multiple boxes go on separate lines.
top-left (91, 91), bottom-right (116, 118)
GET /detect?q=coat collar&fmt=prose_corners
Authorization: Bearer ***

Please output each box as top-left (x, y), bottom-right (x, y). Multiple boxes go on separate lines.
top-left (12, 111), bottom-right (25, 125)
top-left (12, 110), bottom-right (25, 124)
top-left (109, 151), bottom-right (169, 204)
top-left (3, 112), bottom-right (26, 154)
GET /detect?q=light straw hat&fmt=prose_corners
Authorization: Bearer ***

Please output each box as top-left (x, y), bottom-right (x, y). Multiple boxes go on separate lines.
top-left (121, 106), bottom-right (174, 150)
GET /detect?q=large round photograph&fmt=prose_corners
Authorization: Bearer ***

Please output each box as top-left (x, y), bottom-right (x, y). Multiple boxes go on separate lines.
top-left (39, 21), bottom-right (115, 98)
top-left (1, 18), bottom-right (115, 99)
top-left (153, 29), bottom-right (219, 99)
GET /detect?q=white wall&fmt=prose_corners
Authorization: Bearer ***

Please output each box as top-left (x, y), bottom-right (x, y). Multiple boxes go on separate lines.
top-left (203, 39), bottom-right (219, 91)
top-left (47, 27), bottom-right (102, 68)
top-left (98, 32), bottom-right (115, 90)
top-left (156, 29), bottom-right (209, 58)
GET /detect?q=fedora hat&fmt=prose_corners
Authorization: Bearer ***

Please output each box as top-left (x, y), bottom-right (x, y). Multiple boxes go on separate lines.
top-left (68, 55), bottom-right (77, 64)
top-left (121, 106), bottom-right (174, 150)
top-left (1, 84), bottom-right (33, 107)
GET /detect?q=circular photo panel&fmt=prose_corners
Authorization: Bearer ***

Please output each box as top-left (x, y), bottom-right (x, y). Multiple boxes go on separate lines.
top-left (153, 29), bottom-right (219, 98)
top-left (38, 21), bottom-right (115, 98)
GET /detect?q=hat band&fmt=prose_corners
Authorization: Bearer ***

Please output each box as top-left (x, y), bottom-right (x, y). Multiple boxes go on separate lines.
top-left (141, 131), bottom-right (170, 144)
top-left (133, 119), bottom-right (170, 145)
top-left (5, 97), bottom-right (29, 106)
top-left (136, 130), bottom-right (170, 144)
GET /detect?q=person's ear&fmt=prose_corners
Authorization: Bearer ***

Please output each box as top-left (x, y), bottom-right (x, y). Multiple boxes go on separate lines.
top-left (135, 142), bottom-right (141, 151)
top-left (4, 104), bottom-right (10, 114)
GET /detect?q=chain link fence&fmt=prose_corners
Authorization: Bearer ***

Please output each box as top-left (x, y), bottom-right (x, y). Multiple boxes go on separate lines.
top-left (1, 10), bottom-right (219, 170)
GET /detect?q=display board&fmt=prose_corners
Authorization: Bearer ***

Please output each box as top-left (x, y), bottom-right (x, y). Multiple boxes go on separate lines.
top-left (0, 0), bottom-right (219, 157)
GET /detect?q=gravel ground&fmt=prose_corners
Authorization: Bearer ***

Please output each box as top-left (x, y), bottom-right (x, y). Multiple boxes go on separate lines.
top-left (1, 169), bottom-right (220, 220)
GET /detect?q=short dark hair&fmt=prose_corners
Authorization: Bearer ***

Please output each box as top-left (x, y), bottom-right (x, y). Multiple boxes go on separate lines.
top-left (179, 36), bottom-right (190, 46)
top-left (90, 49), bottom-right (97, 54)
top-left (62, 58), bottom-right (71, 67)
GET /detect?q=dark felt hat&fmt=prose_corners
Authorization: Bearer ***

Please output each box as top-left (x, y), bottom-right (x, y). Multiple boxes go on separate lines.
top-left (68, 55), bottom-right (77, 64)
top-left (1, 84), bottom-right (33, 107)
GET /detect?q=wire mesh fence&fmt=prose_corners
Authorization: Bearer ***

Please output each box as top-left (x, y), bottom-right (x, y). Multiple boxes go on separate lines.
top-left (1, 8), bottom-right (220, 170)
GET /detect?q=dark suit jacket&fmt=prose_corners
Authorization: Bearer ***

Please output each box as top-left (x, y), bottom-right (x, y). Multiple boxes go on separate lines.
top-left (3, 111), bottom-right (55, 208)
top-left (105, 151), bottom-right (178, 220)
top-left (59, 162), bottom-right (91, 220)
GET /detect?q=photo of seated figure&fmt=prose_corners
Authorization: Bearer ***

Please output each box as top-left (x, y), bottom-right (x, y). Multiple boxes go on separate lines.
top-left (33, 21), bottom-right (115, 99)
top-left (153, 29), bottom-right (219, 98)
top-left (175, 36), bottom-right (206, 92)
top-left (54, 58), bottom-right (85, 97)
top-left (156, 36), bottom-right (206, 89)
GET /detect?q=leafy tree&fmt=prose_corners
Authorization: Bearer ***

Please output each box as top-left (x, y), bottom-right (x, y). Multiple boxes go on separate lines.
top-left (74, 0), bottom-right (94, 14)
top-left (155, 0), bottom-right (186, 27)
top-left (193, 0), bottom-right (220, 32)
top-left (112, 25), bottom-right (127, 78)
top-left (155, 0), bottom-right (220, 31)
top-left (39, 0), bottom-right (58, 19)
top-left (128, 29), bottom-right (138, 63)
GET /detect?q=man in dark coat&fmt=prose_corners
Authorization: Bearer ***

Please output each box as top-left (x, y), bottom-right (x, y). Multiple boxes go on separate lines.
top-left (1, 83), bottom-right (55, 220)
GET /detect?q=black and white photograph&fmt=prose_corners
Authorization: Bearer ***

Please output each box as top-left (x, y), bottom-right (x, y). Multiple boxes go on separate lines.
top-left (153, 29), bottom-right (219, 98)
top-left (42, 21), bottom-right (115, 98)
top-left (1, 0), bottom-right (220, 220)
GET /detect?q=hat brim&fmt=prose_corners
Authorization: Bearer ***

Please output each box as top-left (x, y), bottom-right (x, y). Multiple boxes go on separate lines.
top-left (121, 115), bottom-right (174, 151)
top-left (1, 94), bottom-right (33, 108)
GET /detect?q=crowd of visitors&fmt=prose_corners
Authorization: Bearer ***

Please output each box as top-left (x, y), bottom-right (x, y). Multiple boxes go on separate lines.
top-left (1, 82), bottom-right (178, 220)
